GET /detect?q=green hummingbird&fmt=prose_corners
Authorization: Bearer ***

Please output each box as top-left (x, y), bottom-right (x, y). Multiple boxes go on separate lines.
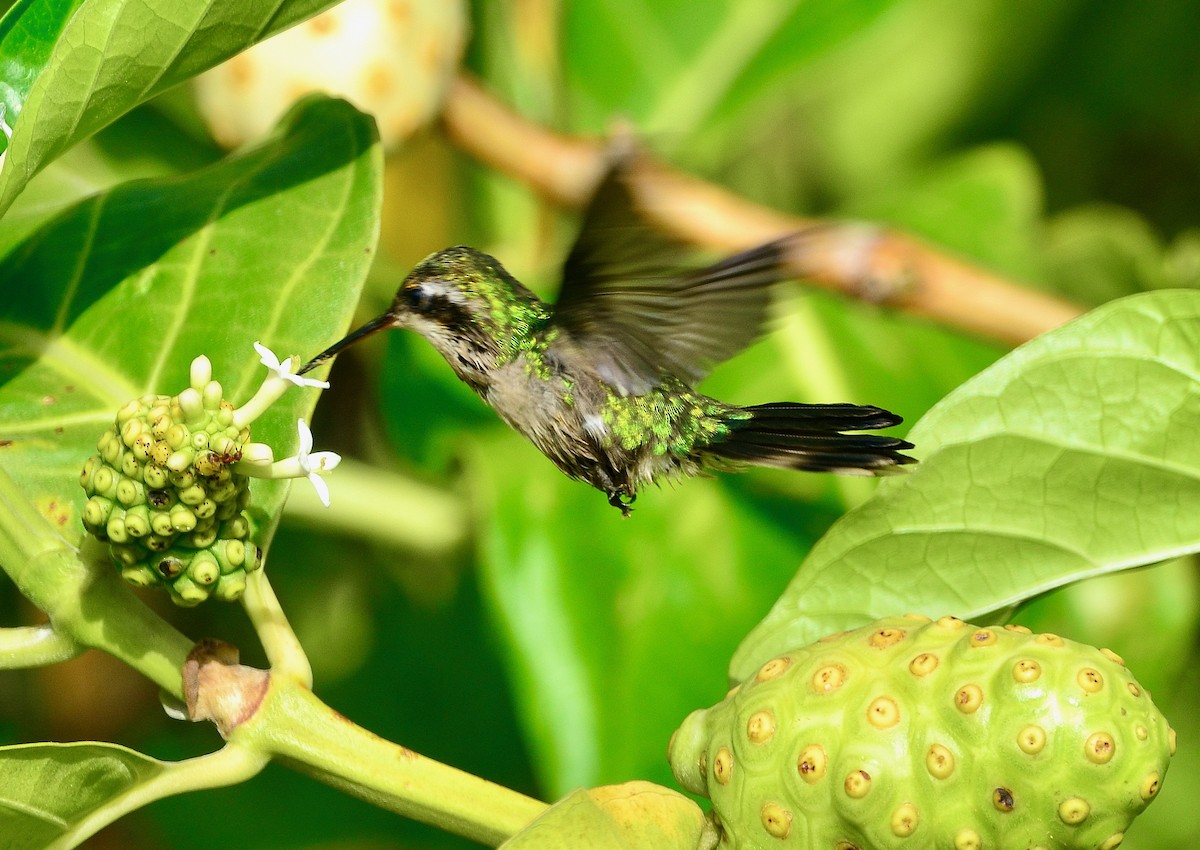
top-left (299, 154), bottom-right (914, 514)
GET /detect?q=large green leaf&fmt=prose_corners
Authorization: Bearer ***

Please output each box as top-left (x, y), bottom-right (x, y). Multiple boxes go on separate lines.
top-left (0, 0), bottom-right (342, 214)
top-left (0, 741), bottom-right (164, 849)
top-left (732, 289), bottom-right (1200, 679)
top-left (0, 95), bottom-right (382, 547)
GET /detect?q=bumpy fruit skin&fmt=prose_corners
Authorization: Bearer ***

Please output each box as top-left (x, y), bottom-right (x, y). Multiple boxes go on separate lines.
top-left (79, 388), bottom-right (263, 606)
top-left (670, 615), bottom-right (1174, 850)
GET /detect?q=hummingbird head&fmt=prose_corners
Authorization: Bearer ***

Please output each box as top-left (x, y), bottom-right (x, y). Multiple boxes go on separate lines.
top-left (297, 246), bottom-right (550, 380)
top-left (384, 246), bottom-right (550, 383)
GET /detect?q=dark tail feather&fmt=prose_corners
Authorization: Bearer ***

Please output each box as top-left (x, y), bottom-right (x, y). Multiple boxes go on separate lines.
top-left (708, 402), bottom-right (915, 474)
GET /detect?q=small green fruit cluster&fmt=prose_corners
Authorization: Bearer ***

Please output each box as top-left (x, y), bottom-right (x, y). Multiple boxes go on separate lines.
top-left (79, 386), bottom-right (262, 606)
top-left (670, 615), bottom-right (1174, 850)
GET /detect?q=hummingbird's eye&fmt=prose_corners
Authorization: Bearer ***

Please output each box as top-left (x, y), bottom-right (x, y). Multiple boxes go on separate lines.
top-left (404, 284), bottom-right (435, 313)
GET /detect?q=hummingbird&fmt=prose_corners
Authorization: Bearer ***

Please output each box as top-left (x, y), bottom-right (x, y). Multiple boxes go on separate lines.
top-left (300, 152), bottom-right (914, 514)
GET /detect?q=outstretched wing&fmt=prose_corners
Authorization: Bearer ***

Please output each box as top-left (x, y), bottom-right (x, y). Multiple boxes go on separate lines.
top-left (551, 151), bottom-right (795, 396)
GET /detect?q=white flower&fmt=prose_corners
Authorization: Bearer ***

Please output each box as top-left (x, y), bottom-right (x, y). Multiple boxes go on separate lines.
top-left (254, 341), bottom-right (329, 390)
top-left (235, 421), bottom-right (341, 508)
top-left (234, 341), bottom-right (329, 428)
top-left (294, 419), bottom-right (341, 507)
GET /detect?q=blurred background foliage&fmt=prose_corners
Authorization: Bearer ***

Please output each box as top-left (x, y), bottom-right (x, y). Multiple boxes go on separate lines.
top-left (2, 0), bottom-right (1199, 847)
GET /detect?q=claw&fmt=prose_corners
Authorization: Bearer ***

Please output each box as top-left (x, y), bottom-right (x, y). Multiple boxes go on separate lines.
top-left (607, 489), bottom-right (636, 517)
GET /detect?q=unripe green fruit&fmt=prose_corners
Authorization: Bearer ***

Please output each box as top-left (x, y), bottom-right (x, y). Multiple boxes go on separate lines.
top-left (80, 380), bottom-right (262, 605)
top-left (669, 616), bottom-right (1174, 850)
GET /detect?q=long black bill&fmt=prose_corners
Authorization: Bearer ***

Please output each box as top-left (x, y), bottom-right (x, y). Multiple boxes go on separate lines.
top-left (297, 312), bottom-right (394, 375)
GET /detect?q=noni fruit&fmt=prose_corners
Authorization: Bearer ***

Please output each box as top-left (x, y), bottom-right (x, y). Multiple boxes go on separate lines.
top-left (80, 381), bottom-right (262, 606)
top-left (669, 615), bottom-right (1174, 850)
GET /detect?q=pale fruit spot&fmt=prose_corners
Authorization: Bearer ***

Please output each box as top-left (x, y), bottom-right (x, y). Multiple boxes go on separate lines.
top-left (926, 744), bottom-right (955, 779)
top-left (992, 786), bottom-right (1015, 812)
top-left (1018, 724), bottom-right (1047, 755)
top-left (867, 696), bottom-right (900, 729)
top-left (811, 663), bottom-right (848, 694)
top-left (747, 710), bottom-right (775, 744)
top-left (1035, 633), bottom-right (1065, 647)
top-left (797, 744), bottom-right (827, 783)
top-left (1077, 668), bottom-right (1105, 693)
top-left (909, 652), bottom-right (939, 676)
top-left (364, 63), bottom-right (396, 99)
top-left (1085, 732), bottom-right (1115, 764)
top-left (954, 828), bottom-right (982, 850)
top-left (1012, 658), bottom-right (1041, 683)
top-left (1101, 647), bottom-right (1126, 666)
top-left (1099, 832), bottom-right (1125, 849)
top-left (713, 748), bottom-right (733, 785)
top-left (835, 843), bottom-right (861, 850)
top-left (1003, 623), bottom-right (1032, 635)
top-left (1058, 796), bottom-right (1090, 824)
top-left (1127, 682), bottom-right (1142, 697)
top-left (1135, 725), bottom-right (1149, 741)
top-left (936, 616), bottom-right (965, 630)
top-left (869, 627), bottom-right (906, 649)
top-left (756, 656), bottom-right (792, 682)
top-left (1140, 772), bottom-right (1161, 800)
top-left (760, 802), bottom-right (792, 839)
top-left (844, 769), bottom-right (872, 798)
top-left (969, 628), bottom-right (997, 647)
top-left (955, 684), bottom-right (983, 714)
top-left (1169, 728), bottom-right (1177, 755)
top-left (890, 802), bottom-right (919, 837)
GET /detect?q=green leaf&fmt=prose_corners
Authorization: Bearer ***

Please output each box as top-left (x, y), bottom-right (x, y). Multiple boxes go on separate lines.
top-left (0, 95), bottom-right (382, 549)
top-left (468, 430), bottom-right (820, 795)
top-left (732, 289), bottom-right (1200, 680)
top-left (0, 741), bottom-right (163, 850)
top-left (0, 0), bottom-right (341, 214)
top-left (500, 783), bottom-right (707, 850)
top-left (561, 0), bottom-right (900, 141)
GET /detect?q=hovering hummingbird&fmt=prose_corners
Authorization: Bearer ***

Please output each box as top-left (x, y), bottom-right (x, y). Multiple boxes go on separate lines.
top-left (300, 152), bottom-right (914, 514)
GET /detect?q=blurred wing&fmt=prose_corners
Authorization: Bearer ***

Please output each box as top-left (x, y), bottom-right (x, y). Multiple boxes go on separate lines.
top-left (552, 153), bottom-right (793, 396)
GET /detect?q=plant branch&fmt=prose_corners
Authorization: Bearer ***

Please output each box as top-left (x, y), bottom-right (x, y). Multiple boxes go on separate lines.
top-left (0, 624), bottom-right (82, 668)
top-left (440, 74), bottom-right (1084, 346)
top-left (239, 676), bottom-right (548, 846)
top-left (242, 569), bottom-right (313, 687)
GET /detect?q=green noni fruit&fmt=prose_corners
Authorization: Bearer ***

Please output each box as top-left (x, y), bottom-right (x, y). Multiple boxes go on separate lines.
top-left (79, 383), bottom-right (263, 606)
top-left (669, 615), bottom-right (1174, 850)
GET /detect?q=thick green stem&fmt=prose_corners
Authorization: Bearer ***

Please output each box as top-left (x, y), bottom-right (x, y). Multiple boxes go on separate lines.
top-left (239, 677), bottom-right (548, 846)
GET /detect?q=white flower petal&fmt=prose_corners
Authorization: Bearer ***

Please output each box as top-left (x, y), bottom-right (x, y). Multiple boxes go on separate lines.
top-left (254, 340), bottom-right (282, 371)
top-left (307, 471), bottom-right (331, 508)
top-left (296, 419), bottom-right (314, 456)
top-left (309, 451), bottom-right (341, 472)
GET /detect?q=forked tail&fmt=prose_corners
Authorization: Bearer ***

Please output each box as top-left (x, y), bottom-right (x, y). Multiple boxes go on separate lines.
top-left (709, 402), bottom-right (915, 473)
